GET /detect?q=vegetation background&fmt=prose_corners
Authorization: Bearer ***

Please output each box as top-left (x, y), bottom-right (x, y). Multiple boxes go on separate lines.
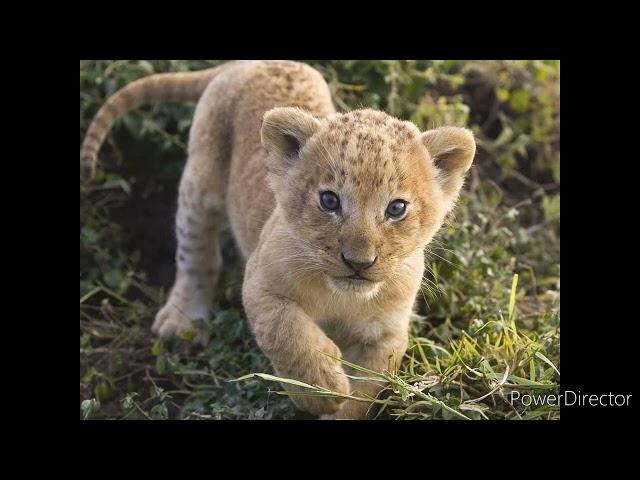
top-left (80, 60), bottom-right (560, 420)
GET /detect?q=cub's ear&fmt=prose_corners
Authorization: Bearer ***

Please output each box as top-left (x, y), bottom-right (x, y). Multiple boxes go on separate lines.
top-left (421, 126), bottom-right (476, 206)
top-left (261, 107), bottom-right (321, 176)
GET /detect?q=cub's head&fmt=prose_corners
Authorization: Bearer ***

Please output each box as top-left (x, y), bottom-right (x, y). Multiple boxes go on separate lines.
top-left (261, 107), bottom-right (475, 297)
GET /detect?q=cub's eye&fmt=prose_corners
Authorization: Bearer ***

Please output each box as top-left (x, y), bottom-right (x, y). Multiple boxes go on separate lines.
top-left (320, 191), bottom-right (340, 212)
top-left (386, 199), bottom-right (407, 219)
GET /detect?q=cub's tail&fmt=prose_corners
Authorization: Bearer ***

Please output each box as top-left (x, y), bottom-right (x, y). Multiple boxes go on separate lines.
top-left (80, 62), bottom-right (230, 181)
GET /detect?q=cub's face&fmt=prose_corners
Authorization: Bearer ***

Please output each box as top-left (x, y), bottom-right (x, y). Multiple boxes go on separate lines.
top-left (262, 108), bottom-right (475, 297)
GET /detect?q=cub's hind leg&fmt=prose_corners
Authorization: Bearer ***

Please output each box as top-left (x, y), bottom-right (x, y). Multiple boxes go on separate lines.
top-left (152, 153), bottom-right (226, 344)
top-left (151, 72), bottom-right (234, 344)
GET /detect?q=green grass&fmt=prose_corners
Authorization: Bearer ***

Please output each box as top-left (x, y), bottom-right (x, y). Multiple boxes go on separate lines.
top-left (80, 60), bottom-right (560, 420)
top-left (237, 274), bottom-right (559, 420)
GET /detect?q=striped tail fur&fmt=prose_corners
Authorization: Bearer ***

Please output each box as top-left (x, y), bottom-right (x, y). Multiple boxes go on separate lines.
top-left (80, 62), bottom-right (229, 181)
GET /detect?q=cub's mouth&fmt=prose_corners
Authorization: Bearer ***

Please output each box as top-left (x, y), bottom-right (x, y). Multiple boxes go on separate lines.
top-left (326, 273), bottom-right (382, 297)
top-left (345, 273), bottom-right (372, 282)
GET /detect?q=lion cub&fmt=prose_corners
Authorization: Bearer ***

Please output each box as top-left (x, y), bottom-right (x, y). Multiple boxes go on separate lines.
top-left (81, 60), bottom-right (475, 419)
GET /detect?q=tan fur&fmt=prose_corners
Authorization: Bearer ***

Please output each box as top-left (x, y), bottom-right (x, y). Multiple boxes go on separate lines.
top-left (81, 60), bottom-right (476, 419)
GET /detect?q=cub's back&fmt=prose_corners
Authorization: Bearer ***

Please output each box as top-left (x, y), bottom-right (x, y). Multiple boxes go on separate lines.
top-left (193, 60), bottom-right (335, 257)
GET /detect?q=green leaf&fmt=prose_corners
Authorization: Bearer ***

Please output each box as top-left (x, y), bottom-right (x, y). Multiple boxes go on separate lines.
top-left (497, 88), bottom-right (510, 102)
top-left (150, 403), bottom-right (168, 420)
top-left (529, 346), bottom-right (536, 382)
top-left (138, 60), bottom-right (155, 74)
top-left (233, 373), bottom-right (323, 391)
top-left (508, 273), bottom-right (519, 322)
top-left (535, 351), bottom-right (560, 376)
top-left (81, 398), bottom-right (100, 419)
top-left (509, 89), bottom-right (530, 112)
top-left (80, 333), bottom-right (91, 348)
top-left (151, 339), bottom-right (163, 356)
top-left (180, 329), bottom-right (196, 342)
top-left (155, 355), bottom-right (166, 375)
top-left (543, 194), bottom-right (560, 221)
top-left (94, 382), bottom-right (111, 402)
top-left (121, 393), bottom-right (138, 411)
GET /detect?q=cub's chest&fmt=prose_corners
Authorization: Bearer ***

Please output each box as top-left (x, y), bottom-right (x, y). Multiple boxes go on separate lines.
top-left (294, 279), bottom-right (408, 346)
top-left (318, 313), bottom-right (387, 348)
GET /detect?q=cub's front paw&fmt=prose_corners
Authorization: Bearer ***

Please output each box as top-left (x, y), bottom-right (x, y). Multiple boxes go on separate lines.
top-left (287, 347), bottom-right (352, 416)
top-left (323, 398), bottom-right (376, 420)
top-left (291, 382), bottom-right (349, 416)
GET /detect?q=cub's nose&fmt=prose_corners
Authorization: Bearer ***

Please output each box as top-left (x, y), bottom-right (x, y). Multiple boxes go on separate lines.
top-left (341, 253), bottom-right (377, 273)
